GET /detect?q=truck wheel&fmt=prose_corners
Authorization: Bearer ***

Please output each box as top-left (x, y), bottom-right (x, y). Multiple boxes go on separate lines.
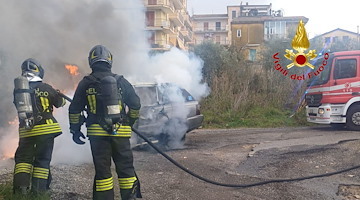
top-left (346, 105), bottom-right (360, 131)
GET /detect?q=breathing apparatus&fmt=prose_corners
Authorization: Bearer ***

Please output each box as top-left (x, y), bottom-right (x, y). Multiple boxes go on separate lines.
top-left (13, 76), bottom-right (34, 129)
top-left (98, 75), bottom-right (122, 135)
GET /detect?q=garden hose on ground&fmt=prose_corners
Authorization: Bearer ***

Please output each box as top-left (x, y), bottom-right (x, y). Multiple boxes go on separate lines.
top-left (132, 128), bottom-right (360, 188)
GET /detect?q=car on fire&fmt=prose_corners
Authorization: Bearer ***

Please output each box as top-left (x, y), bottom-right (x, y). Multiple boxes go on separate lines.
top-left (131, 82), bottom-right (204, 149)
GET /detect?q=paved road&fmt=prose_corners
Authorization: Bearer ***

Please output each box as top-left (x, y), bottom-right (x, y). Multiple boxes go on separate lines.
top-left (1, 126), bottom-right (360, 200)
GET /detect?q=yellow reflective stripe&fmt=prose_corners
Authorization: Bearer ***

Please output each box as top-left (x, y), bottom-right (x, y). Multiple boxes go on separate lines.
top-left (87, 95), bottom-right (96, 114)
top-left (118, 177), bottom-right (137, 182)
top-left (19, 123), bottom-right (61, 138)
top-left (14, 163), bottom-right (33, 174)
top-left (128, 109), bottom-right (139, 118)
top-left (87, 124), bottom-right (132, 137)
top-left (69, 113), bottom-right (81, 124)
top-left (118, 176), bottom-right (137, 189)
top-left (33, 167), bottom-right (49, 179)
top-left (96, 177), bottom-right (113, 191)
top-left (20, 126), bottom-right (60, 134)
top-left (40, 97), bottom-right (50, 112)
top-left (92, 95), bottom-right (96, 113)
top-left (46, 119), bottom-right (53, 124)
top-left (118, 100), bottom-right (123, 111)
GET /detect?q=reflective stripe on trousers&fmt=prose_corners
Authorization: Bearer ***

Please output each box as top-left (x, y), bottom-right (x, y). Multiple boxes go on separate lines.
top-left (87, 124), bottom-right (132, 137)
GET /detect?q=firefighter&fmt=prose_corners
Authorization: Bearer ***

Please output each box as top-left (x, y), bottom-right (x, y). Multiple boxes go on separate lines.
top-left (68, 45), bottom-right (141, 200)
top-left (12, 58), bottom-right (66, 195)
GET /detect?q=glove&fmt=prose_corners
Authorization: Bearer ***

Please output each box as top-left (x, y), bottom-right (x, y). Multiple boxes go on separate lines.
top-left (70, 129), bottom-right (86, 145)
top-left (132, 119), bottom-right (139, 130)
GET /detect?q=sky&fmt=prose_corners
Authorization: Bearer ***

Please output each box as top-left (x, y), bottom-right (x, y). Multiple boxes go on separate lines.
top-left (187, 0), bottom-right (360, 38)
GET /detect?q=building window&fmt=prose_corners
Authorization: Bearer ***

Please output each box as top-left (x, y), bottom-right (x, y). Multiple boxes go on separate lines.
top-left (232, 11), bottom-right (236, 19)
top-left (146, 11), bottom-right (155, 26)
top-left (343, 36), bottom-right (350, 41)
top-left (148, 31), bottom-right (156, 47)
top-left (237, 29), bottom-right (241, 37)
top-left (334, 59), bottom-right (357, 79)
top-left (264, 21), bottom-right (287, 39)
top-left (204, 22), bottom-right (209, 31)
top-left (332, 36), bottom-right (338, 42)
top-left (216, 22), bottom-right (221, 31)
top-left (325, 37), bottom-right (330, 44)
top-left (215, 36), bottom-right (220, 44)
top-left (249, 49), bottom-right (256, 61)
top-left (148, 0), bottom-right (157, 5)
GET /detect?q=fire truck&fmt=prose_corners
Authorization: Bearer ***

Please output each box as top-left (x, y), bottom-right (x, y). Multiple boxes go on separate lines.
top-left (305, 50), bottom-right (360, 130)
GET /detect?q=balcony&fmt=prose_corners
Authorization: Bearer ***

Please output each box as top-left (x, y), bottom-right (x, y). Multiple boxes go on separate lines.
top-left (169, 11), bottom-right (184, 27)
top-left (150, 43), bottom-right (172, 51)
top-left (193, 25), bottom-right (229, 33)
top-left (183, 14), bottom-right (192, 29)
top-left (264, 33), bottom-right (287, 40)
top-left (146, 20), bottom-right (175, 35)
top-left (171, 0), bottom-right (184, 10)
top-left (144, 0), bottom-right (175, 14)
top-left (195, 38), bottom-right (230, 46)
top-left (180, 27), bottom-right (193, 42)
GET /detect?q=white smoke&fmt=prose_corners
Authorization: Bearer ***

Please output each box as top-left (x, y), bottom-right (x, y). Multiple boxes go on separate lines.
top-left (0, 0), bottom-right (208, 164)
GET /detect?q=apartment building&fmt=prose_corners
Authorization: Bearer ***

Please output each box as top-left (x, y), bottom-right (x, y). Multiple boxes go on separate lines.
top-left (191, 3), bottom-right (273, 47)
top-left (191, 2), bottom-right (307, 61)
top-left (191, 14), bottom-right (230, 45)
top-left (144, 0), bottom-right (193, 51)
top-left (232, 16), bottom-right (308, 61)
top-left (311, 28), bottom-right (360, 47)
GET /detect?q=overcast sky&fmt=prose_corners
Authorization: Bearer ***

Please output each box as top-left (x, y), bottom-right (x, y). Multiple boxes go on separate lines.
top-left (187, 0), bottom-right (360, 38)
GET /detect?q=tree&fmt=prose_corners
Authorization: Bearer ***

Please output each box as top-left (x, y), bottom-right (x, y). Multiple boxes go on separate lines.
top-left (192, 41), bottom-right (231, 84)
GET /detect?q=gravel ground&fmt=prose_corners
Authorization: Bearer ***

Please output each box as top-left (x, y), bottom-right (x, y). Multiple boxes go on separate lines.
top-left (1, 126), bottom-right (360, 200)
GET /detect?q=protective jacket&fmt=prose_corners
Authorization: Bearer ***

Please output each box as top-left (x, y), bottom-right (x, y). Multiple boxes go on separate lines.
top-left (13, 80), bottom-right (65, 194)
top-left (69, 68), bottom-right (140, 136)
top-left (68, 64), bottom-right (141, 200)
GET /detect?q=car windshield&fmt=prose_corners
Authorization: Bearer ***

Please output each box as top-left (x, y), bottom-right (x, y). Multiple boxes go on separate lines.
top-left (134, 86), bottom-right (158, 106)
top-left (307, 55), bottom-right (332, 86)
top-left (158, 83), bottom-right (195, 104)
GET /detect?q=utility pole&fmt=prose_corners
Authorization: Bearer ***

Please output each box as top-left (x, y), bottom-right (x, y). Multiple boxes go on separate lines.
top-left (357, 25), bottom-right (359, 49)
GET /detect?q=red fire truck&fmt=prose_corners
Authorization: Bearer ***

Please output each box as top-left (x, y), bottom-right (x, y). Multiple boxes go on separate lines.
top-left (305, 50), bottom-right (360, 130)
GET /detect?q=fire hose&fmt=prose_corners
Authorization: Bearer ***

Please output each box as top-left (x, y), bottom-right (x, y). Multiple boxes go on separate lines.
top-left (60, 92), bottom-right (360, 188)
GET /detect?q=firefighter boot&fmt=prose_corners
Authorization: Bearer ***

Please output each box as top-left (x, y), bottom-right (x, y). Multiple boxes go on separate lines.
top-left (120, 180), bottom-right (141, 200)
top-left (31, 177), bottom-right (49, 195)
top-left (13, 173), bottom-right (31, 195)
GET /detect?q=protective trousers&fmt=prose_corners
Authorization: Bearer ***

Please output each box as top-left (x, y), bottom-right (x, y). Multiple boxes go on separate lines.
top-left (13, 135), bottom-right (54, 194)
top-left (89, 136), bottom-right (141, 200)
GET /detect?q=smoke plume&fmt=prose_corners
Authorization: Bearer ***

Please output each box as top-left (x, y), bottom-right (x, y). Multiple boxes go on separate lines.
top-left (0, 0), bottom-right (208, 164)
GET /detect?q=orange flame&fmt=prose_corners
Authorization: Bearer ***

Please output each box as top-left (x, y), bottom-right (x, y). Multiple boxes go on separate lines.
top-left (65, 64), bottom-right (79, 76)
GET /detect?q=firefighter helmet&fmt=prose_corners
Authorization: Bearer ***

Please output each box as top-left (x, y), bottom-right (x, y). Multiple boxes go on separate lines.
top-left (21, 58), bottom-right (44, 79)
top-left (88, 45), bottom-right (113, 67)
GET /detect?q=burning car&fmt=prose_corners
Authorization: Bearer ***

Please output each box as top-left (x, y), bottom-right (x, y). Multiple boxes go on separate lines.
top-left (131, 83), bottom-right (204, 149)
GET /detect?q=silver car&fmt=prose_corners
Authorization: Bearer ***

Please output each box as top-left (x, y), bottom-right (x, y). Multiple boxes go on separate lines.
top-left (131, 83), bottom-right (204, 149)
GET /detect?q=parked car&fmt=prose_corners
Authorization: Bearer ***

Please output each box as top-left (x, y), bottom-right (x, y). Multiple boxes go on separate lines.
top-left (131, 82), bottom-right (204, 149)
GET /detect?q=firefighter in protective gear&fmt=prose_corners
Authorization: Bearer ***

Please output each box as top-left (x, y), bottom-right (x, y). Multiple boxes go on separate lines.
top-left (69, 45), bottom-right (142, 200)
top-left (12, 58), bottom-right (66, 195)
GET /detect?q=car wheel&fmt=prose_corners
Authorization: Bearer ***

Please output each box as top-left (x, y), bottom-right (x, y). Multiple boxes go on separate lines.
top-left (158, 118), bottom-right (187, 149)
top-left (346, 105), bottom-right (360, 131)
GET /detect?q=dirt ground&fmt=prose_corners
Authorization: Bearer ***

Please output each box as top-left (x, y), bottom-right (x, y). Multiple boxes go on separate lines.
top-left (1, 126), bottom-right (360, 200)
